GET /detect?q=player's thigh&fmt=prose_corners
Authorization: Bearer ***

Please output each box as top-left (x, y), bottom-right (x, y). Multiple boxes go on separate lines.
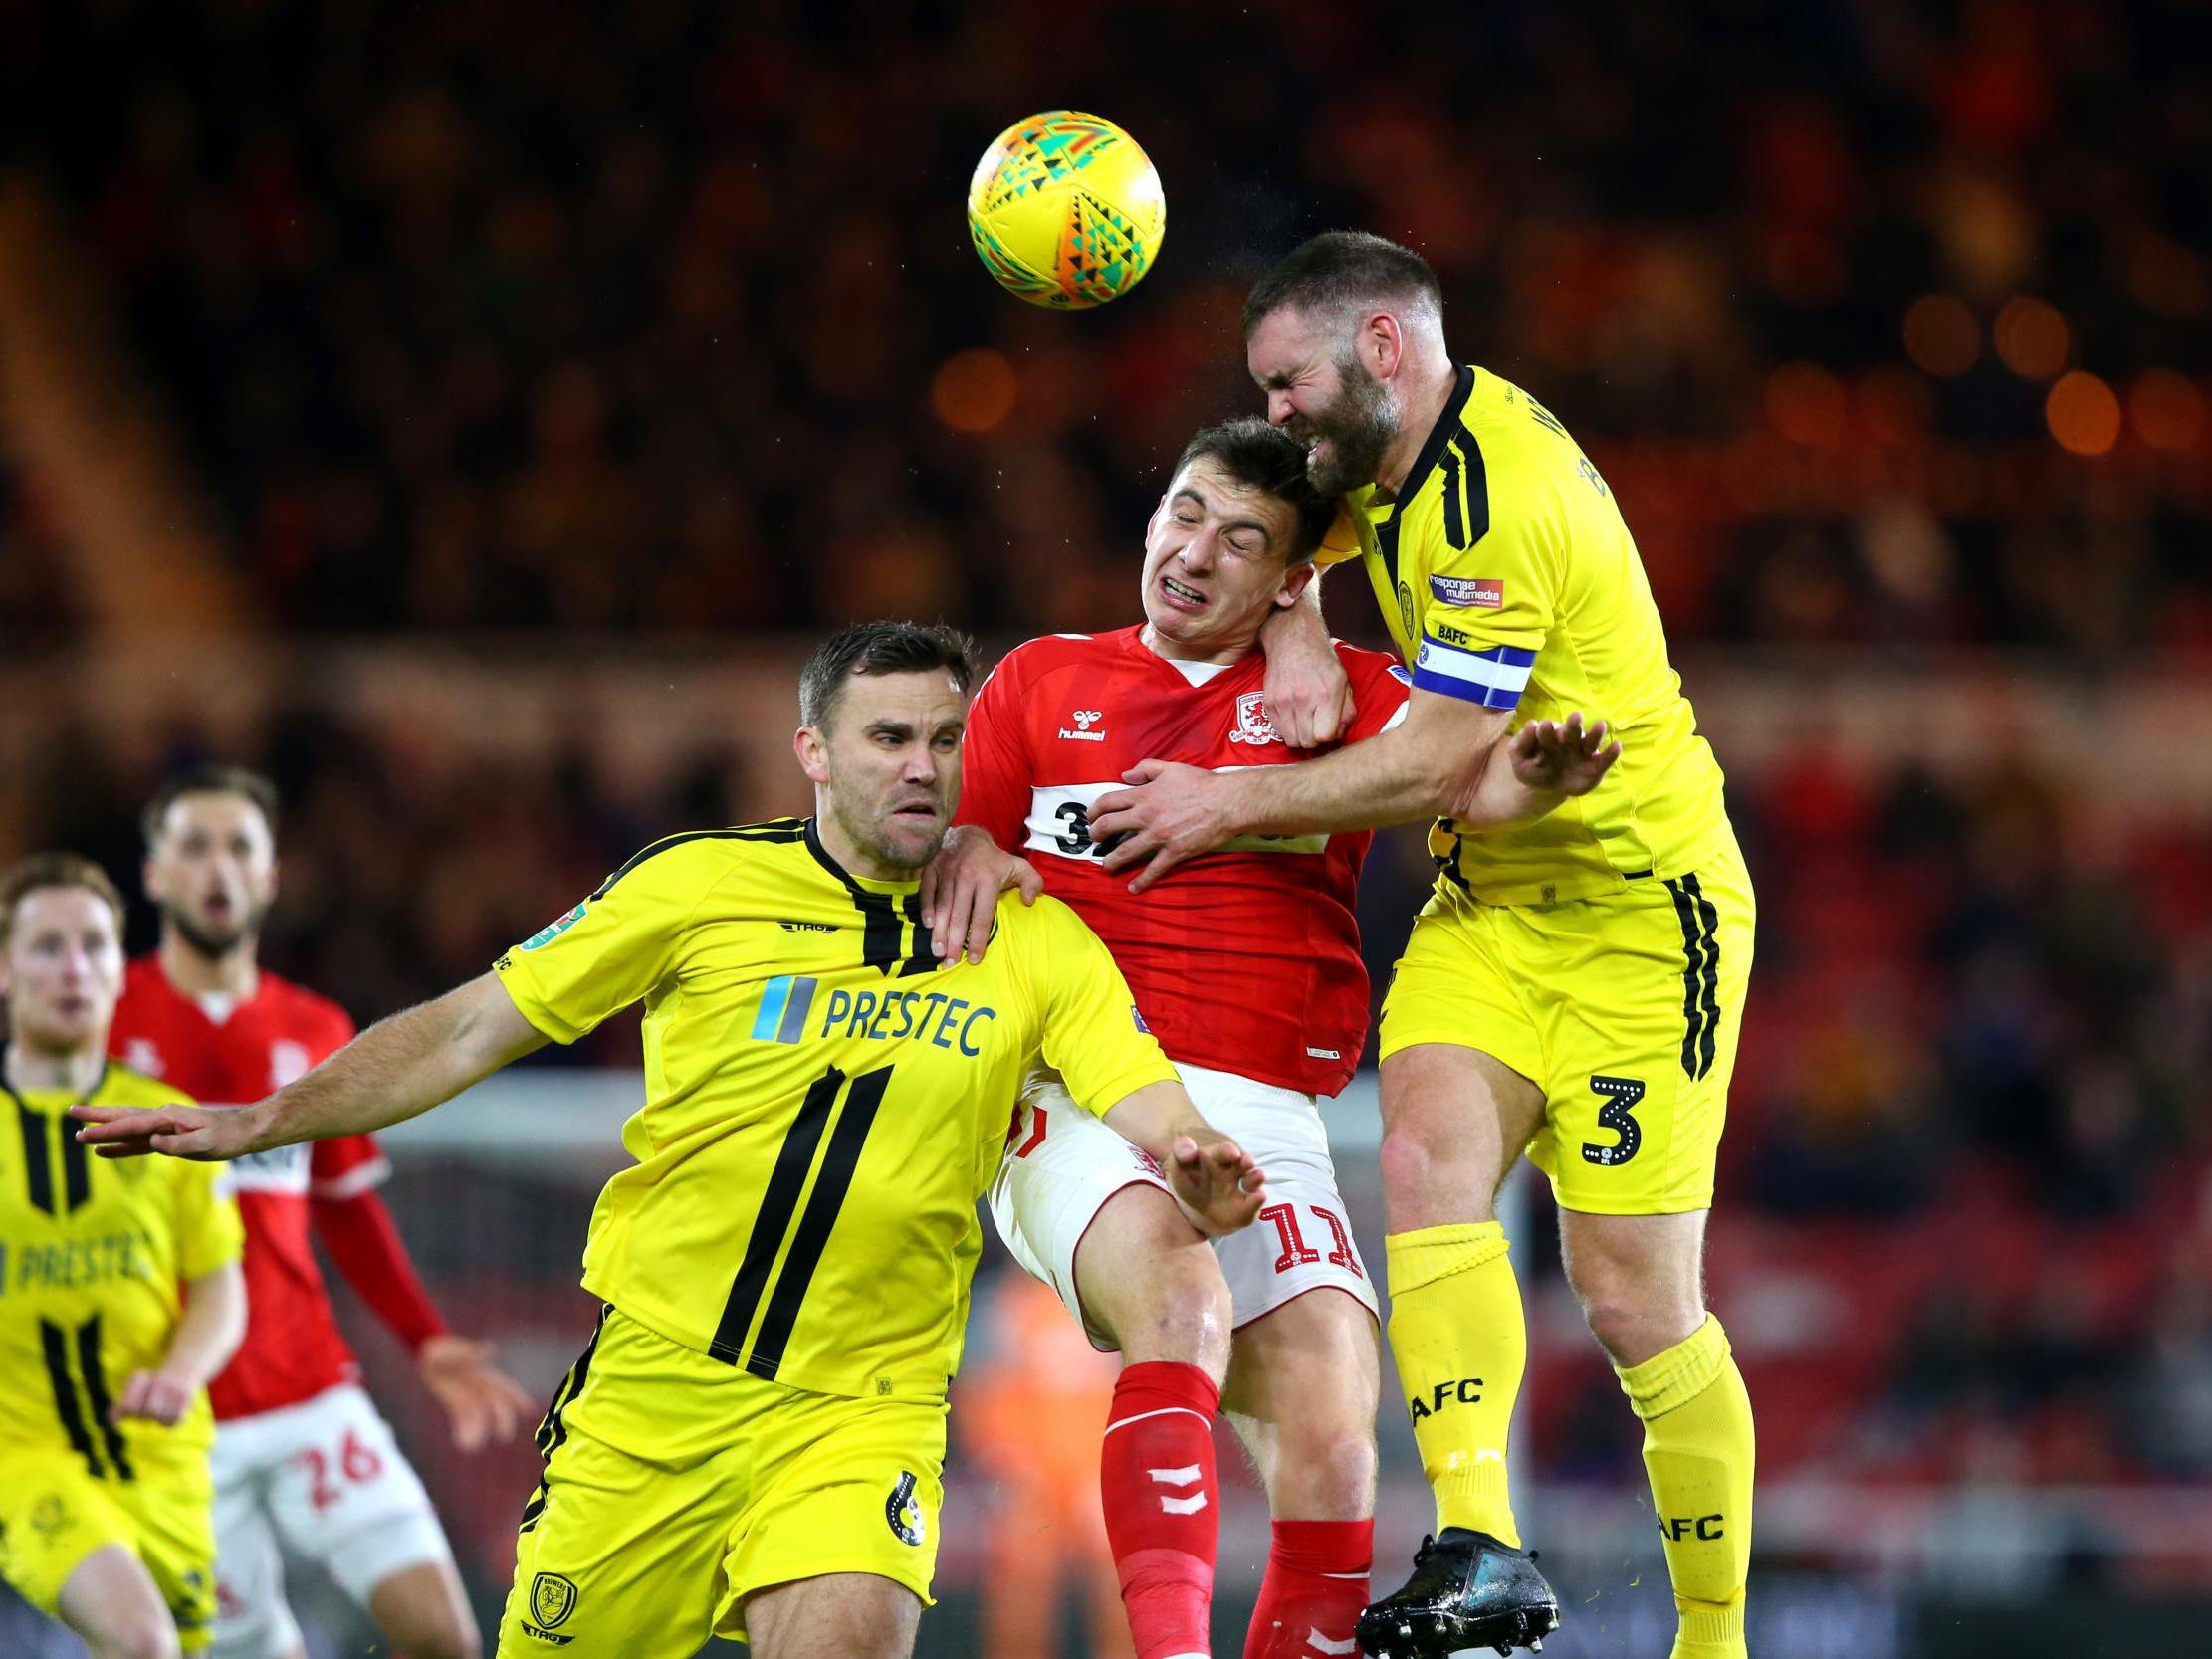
top-left (261, 1386), bottom-right (453, 1614)
top-left (497, 1315), bottom-right (742, 1659)
top-left (114, 1455), bottom-right (221, 1655)
top-left (56, 1542), bottom-right (180, 1659)
top-left (1221, 1287), bottom-right (1380, 1519)
top-left (989, 1069), bottom-right (1179, 1348)
top-left (745, 1571), bottom-right (922, 1659)
top-left (1522, 858), bottom-right (1755, 1217)
top-left (722, 1391), bottom-right (950, 1648)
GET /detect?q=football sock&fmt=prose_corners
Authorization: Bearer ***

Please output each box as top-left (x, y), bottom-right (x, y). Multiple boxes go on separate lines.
top-left (1244, 1517), bottom-right (1372, 1659)
top-left (1617, 1314), bottom-right (1755, 1659)
top-left (1101, 1360), bottom-right (1220, 1659)
top-left (1384, 1221), bottom-right (1525, 1546)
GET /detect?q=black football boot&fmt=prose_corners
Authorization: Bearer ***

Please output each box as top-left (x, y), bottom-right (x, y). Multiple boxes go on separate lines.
top-left (1355, 1528), bottom-right (1561, 1658)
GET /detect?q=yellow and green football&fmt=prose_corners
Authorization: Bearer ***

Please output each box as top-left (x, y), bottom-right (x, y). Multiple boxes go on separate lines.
top-left (966, 111), bottom-right (1165, 310)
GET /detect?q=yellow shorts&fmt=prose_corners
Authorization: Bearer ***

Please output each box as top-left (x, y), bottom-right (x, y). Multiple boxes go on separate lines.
top-left (499, 1305), bottom-right (947, 1658)
top-left (0, 1447), bottom-right (217, 1652)
top-left (1379, 840), bottom-right (1755, 1214)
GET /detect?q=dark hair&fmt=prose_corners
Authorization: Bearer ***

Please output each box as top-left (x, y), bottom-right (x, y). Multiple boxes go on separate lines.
top-left (798, 620), bottom-right (979, 730)
top-left (1174, 417), bottom-right (1335, 563)
top-left (141, 765), bottom-right (281, 852)
top-left (1243, 230), bottom-right (1444, 337)
top-left (0, 852), bottom-right (125, 945)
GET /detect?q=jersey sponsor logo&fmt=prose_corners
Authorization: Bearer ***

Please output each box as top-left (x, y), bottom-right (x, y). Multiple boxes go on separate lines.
top-left (751, 975), bottom-right (820, 1044)
top-left (886, 1470), bottom-right (928, 1547)
top-left (529, 1573), bottom-right (579, 1630)
top-left (1430, 575), bottom-right (1502, 609)
top-left (520, 903), bottom-right (588, 951)
top-left (1058, 709), bottom-right (1107, 741)
top-left (269, 1038), bottom-right (312, 1091)
top-left (816, 986), bottom-right (998, 1057)
top-left (2, 1231), bottom-right (154, 1294)
top-left (228, 1141), bottom-right (312, 1195)
top-left (121, 1038), bottom-right (163, 1076)
top-left (1227, 692), bottom-right (1280, 747)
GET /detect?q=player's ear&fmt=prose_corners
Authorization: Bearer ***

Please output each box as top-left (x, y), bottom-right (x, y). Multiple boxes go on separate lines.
top-left (1274, 559), bottom-right (1317, 610)
top-left (1366, 311), bottom-right (1403, 379)
top-left (793, 726), bottom-right (831, 786)
top-left (140, 855), bottom-right (164, 906)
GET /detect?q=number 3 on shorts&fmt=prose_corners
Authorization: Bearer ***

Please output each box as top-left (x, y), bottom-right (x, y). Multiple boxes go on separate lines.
top-left (1581, 1075), bottom-right (1646, 1167)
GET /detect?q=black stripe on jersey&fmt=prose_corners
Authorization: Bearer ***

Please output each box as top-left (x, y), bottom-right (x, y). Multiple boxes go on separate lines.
top-left (745, 1065), bottom-right (892, 1383)
top-left (711, 1067), bottom-right (841, 1364)
top-left (1381, 364), bottom-right (1477, 568)
top-left (77, 1316), bottom-right (133, 1481)
top-left (802, 819), bottom-right (908, 975)
top-left (60, 1112), bottom-right (92, 1213)
top-left (15, 1098), bottom-right (56, 1217)
top-left (1438, 443), bottom-right (1466, 549)
top-left (520, 1305), bottom-right (607, 1533)
top-left (900, 895), bottom-right (938, 977)
top-left (588, 820), bottom-right (807, 900)
top-left (1448, 430), bottom-right (1490, 548)
top-left (1431, 826), bottom-right (1473, 895)
top-left (41, 1319), bottom-right (105, 1478)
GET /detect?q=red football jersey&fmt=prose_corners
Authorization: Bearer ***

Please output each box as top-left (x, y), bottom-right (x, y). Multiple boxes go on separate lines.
top-left (111, 956), bottom-right (382, 1418)
top-left (957, 627), bottom-right (1411, 1095)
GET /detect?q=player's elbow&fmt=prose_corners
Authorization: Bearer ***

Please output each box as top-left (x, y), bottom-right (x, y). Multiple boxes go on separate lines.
top-left (1425, 746), bottom-right (1491, 821)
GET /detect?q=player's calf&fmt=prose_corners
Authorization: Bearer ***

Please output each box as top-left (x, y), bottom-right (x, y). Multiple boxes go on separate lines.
top-left (367, 1558), bottom-right (481, 1659)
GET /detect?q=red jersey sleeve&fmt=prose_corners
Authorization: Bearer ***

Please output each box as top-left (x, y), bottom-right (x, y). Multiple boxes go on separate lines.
top-left (1339, 646), bottom-right (1414, 743)
top-left (308, 1133), bottom-right (391, 1201)
top-left (954, 647), bottom-right (1036, 849)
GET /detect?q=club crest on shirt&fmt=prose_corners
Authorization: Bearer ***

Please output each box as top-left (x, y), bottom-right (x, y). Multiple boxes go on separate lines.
top-left (1227, 692), bottom-right (1279, 747)
top-left (521, 903), bottom-right (588, 951)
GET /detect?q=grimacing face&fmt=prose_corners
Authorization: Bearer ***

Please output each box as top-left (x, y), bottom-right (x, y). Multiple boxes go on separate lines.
top-left (144, 791), bottom-right (277, 957)
top-left (3, 886), bottom-right (125, 1055)
top-left (800, 669), bottom-right (968, 875)
top-left (1247, 306), bottom-right (1401, 496)
top-left (1140, 455), bottom-right (1309, 657)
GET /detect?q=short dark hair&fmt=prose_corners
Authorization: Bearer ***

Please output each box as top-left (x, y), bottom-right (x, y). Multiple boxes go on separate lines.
top-left (798, 621), bottom-right (979, 731)
top-left (1173, 418), bottom-right (1334, 563)
top-left (1243, 230), bottom-right (1444, 337)
top-left (0, 852), bottom-right (125, 946)
top-left (141, 765), bottom-right (281, 853)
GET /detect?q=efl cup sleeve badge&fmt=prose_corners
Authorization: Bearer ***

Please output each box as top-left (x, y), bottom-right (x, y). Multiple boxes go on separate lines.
top-left (520, 902), bottom-right (588, 950)
top-left (1430, 575), bottom-right (1503, 609)
top-left (1228, 691), bottom-right (1280, 746)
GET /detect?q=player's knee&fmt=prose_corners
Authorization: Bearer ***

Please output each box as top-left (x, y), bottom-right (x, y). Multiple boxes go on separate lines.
top-left (1378, 1122), bottom-right (1489, 1221)
top-left (1272, 1414), bottom-right (1377, 1516)
top-left (387, 1610), bottom-right (481, 1659)
top-left (1106, 1238), bottom-right (1231, 1377)
top-left (1572, 1282), bottom-right (1701, 1368)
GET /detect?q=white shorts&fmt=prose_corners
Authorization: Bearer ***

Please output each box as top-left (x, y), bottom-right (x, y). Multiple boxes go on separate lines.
top-left (208, 1382), bottom-right (453, 1659)
top-left (989, 1061), bottom-right (1379, 1348)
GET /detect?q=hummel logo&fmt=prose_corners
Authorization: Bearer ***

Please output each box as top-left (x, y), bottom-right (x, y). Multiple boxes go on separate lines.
top-left (1149, 1464), bottom-right (1208, 1516)
top-left (1058, 709), bottom-right (1107, 742)
top-left (1071, 710), bottom-right (1102, 728)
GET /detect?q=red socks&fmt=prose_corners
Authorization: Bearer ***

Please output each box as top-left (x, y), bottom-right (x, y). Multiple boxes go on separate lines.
top-left (1101, 1360), bottom-right (1221, 1659)
top-left (1244, 1518), bottom-right (1374, 1658)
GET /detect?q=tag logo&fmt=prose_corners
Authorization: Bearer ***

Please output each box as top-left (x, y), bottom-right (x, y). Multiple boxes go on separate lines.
top-left (520, 903), bottom-right (587, 951)
top-left (529, 1572), bottom-right (578, 1631)
top-left (1431, 575), bottom-right (1503, 608)
top-left (886, 1472), bottom-right (928, 1547)
top-left (1058, 709), bottom-right (1107, 741)
top-left (1227, 692), bottom-right (1280, 747)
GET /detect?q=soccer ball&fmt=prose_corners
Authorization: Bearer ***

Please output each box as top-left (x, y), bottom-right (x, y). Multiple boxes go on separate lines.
top-left (966, 112), bottom-right (1165, 310)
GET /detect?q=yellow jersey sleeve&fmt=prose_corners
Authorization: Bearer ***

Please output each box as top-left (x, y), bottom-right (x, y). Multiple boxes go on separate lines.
top-left (175, 1162), bottom-right (244, 1279)
top-left (1018, 896), bottom-right (1178, 1116)
top-left (1406, 434), bottom-right (1562, 711)
top-left (1313, 495), bottom-right (1368, 569)
top-left (496, 836), bottom-right (729, 1044)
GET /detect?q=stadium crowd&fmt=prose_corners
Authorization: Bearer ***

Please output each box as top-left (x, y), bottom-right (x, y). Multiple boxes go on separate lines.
top-left (3, 0), bottom-right (2207, 651)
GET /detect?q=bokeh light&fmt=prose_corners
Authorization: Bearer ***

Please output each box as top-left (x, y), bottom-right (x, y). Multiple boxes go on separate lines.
top-left (2129, 369), bottom-right (2205, 453)
top-left (1766, 361), bottom-right (1848, 447)
top-left (930, 349), bottom-right (1018, 433)
top-left (2045, 370), bottom-right (2121, 456)
top-left (1901, 295), bottom-right (1979, 377)
top-left (1993, 297), bottom-right (2070, 380)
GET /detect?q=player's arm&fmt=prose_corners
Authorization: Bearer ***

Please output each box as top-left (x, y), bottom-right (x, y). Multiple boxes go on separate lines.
top-left (1101, 1080), bottom-right (1264, 1237)
top-left (922, 647), bottom-right (1045, 964)
top-left (1257, 570), bottom-right (1354, 748)
top-left (75, 972), bottom-right (546, 1160)
top-left (115, 1260), bottom-right (246, 1427)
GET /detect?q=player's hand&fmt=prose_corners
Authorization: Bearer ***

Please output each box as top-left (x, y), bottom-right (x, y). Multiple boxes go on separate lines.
top-left (1262, 616), bottom-right (1354, 748)
top-left (1507, 712), bottom-right (1621, 797)
top-left (1090, 760), bottom-right (1236, 895)
top-left (114, 1368), bottom-right (195, 1426)
top-left (921, 824), bottom-right (1043, 966)
top-left (418, 1335), bottom-right (535, 1453)
top-left (72, 1101), bottom-right (264, 1161)
top-left (1167, 1132), bottom-right (1265, 1238)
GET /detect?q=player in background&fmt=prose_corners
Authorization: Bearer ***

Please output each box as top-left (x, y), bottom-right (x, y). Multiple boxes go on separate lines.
top-left (925, 417), bottom-right (1412, 1659)
top-left (1093, 232), bottom-right (1756, 1659)
top-left (79, 622), bottom-right (1268, 1659)
top-left (0, 853), bottom-right (247, 1659)
top-left (112, 768), bottom-right (535, 1659)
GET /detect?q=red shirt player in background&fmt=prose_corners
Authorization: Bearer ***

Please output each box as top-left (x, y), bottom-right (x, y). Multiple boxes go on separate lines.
top-left (111, 767), bottom-right (535, 1659)
top-left (922, 419), bottom-right (1410, 1659)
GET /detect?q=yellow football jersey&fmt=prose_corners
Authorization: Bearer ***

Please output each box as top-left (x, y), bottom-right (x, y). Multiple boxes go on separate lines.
top-left (494, 816), bottom-right (1177, 1400)
top-left (0, 1060), bottom-right (243, 1468)
top-left (1319, 364), bottom-right (1736, 906)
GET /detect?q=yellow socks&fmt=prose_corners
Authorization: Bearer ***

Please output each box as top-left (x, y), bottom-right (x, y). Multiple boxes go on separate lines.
top-left (1618, 1315), bottom-right (1755, 1659)
top-left (1384, 1222), bottom-right (1524, 1546)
